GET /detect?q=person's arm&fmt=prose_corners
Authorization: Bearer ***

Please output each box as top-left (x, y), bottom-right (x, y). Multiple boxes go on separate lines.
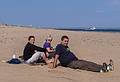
top-left (33, 44), bottom-right (47, 52)
top-left (53, 54), bottom-right (59, 68)
top-left (46, 47), bottom-right (54, 52)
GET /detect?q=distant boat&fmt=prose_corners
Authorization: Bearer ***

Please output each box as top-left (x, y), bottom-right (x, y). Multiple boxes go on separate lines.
top-left (88, 26), bottom-right (96, 30)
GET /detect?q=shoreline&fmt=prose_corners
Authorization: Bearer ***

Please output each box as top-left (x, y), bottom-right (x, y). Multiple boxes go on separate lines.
top-left (1, 25), bottom-right (120, 33)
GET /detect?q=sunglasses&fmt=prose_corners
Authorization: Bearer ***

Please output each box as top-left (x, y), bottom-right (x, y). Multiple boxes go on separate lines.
top-left (48, 39), bottom-right (52, 41)
top-left (64, 40), bottom-right (69, 42)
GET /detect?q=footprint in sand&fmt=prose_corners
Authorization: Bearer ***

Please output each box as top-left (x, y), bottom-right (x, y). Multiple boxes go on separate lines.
top-left (48, 69), bottom-right (65, 74)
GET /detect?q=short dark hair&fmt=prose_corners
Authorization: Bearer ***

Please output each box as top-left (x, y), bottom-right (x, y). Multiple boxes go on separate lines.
top-left (61, 35), bottom-right (69, 41)
top-left (28, 36), bottom-right (35, 41)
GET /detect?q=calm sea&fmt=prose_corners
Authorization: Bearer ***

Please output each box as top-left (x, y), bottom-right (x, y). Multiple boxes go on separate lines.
top-left (55, 28), bottom-right (120, 33)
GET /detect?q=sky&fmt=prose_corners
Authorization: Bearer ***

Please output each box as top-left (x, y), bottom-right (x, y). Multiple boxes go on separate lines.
top-left (0, 0), bottom-right (120, 29)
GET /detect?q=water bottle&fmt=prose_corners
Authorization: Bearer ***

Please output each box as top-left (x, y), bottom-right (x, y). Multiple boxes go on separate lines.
top-left (12, 54), bottom-right (16, 59)
top-left (12, 48), bottom-right (16, 59)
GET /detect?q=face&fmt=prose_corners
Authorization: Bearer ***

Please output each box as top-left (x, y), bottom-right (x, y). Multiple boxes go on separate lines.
top-left (47, 39), bottom-right (52, 43)
top-left (61, 38), bottom-right (69, 46)
top-left (29, 37), bottom-right (35, 44)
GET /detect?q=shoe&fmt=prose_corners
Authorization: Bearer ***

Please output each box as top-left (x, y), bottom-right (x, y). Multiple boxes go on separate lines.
top-left (101, 62), bottom-right (108, 72)
top-left (19, 56), bottom-right (24, 60)
top-left (107, 59), bottom-right (114, 71)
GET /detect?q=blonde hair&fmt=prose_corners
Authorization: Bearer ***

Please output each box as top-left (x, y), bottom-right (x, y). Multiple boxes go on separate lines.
top-left (46, 35), bottom-right (53, 41)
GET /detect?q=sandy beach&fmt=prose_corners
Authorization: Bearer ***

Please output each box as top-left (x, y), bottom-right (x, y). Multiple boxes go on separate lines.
top-left (0, 26), bottom-right (120, 82)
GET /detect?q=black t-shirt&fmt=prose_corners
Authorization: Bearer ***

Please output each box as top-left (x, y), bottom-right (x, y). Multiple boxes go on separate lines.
top-left (55, 44), bottom-right (78, 66)
top-left (23, 42), bottom-right (46, 61)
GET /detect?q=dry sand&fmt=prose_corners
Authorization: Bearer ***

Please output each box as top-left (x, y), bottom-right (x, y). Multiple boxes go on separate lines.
top-left (0, 26), bottom-right (120, 82)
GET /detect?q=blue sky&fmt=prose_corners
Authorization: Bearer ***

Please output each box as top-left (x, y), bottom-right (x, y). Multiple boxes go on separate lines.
top-left (0, 0), bottom-right (120, 28)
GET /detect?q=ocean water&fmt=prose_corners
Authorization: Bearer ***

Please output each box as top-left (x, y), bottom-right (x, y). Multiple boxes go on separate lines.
top-left (55, 28), bottom-right (120, 33)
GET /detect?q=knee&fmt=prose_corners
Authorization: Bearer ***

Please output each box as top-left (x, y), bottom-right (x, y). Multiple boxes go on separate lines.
top-left (35, 51), bottom-right (43, 54)
top-left (35, 52), bottom-right (45, 56)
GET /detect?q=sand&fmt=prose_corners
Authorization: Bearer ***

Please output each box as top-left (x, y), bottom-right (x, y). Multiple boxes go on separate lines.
top-left (0, 26), bottom-right (120, 82)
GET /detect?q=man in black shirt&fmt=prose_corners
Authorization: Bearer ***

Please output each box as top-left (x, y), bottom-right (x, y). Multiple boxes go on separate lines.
top-left (23, 36), bottom-right (48, 64)
top-left (54, 35), bottom-right (114, 72)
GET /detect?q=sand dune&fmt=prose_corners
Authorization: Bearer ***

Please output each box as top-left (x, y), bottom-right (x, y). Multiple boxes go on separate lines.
top-left (0, 26), bottom-right (120, 82)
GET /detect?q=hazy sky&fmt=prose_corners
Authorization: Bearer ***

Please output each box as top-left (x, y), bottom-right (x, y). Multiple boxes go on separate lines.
top-left (0, 0), bottom-right (120, 28)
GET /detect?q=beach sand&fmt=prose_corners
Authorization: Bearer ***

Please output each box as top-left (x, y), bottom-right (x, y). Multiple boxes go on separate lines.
top-left (0, 26), bottom-right (120, 82)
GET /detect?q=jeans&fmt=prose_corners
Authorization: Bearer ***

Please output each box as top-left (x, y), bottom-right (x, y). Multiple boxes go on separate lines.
top-left (25, 52), bottom-right (44, 64)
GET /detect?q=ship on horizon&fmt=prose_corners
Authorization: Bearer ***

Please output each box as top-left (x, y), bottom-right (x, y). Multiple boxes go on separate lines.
top-left (88, 26), bottom-right (96, 30)
top-left (84, 25), bottom-right (96, 30)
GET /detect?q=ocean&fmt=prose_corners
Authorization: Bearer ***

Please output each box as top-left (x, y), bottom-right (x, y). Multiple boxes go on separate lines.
top-left (55, 28), bottom-right (120, 33)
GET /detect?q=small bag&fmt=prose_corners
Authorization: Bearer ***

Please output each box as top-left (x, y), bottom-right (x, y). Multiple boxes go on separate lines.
top-left (7, 58), bottom-right (22, 64)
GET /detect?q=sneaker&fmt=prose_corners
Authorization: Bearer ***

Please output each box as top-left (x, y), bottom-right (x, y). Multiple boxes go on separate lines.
top-left (19, 56), bottom-right (24, 60)
top-left (107, 59), bottom-right (114, 71)
top-left (101, 62), bottom-right (108, 72)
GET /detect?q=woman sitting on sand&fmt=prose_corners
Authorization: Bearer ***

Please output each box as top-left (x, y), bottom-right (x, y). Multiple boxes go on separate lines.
top-left (43, 35), bottom-right (55, 59)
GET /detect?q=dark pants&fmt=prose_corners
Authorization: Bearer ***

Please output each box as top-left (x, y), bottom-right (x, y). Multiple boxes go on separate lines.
top-left (67, 59), bottom-right (103, 72)
top-left (48, 52), bottom-right (56, 59)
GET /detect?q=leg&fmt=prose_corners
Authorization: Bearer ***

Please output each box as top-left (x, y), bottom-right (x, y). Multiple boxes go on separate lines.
top-left (48, 52), bottom-right (56, 59)
top-left (26, 52), bottom-right (45, 64)
top-left (67, 59), bottom-right (103, 72)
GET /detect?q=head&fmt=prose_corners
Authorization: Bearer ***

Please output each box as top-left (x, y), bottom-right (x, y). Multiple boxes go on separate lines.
top-left (61, 35), bottom-right (69, 46)
top-left (46, 35), bottom-right (53, 43)
top-left (28, 36), bottom-right (35, 44)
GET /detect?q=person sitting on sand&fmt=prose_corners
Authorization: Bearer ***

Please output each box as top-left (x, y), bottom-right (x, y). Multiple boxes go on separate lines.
top-left (43, 35), bottom-right (55, 59)
top-left (23, 35), bottom-right (49, 64)
top-left (53, 35), bottom-right (114, 72)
